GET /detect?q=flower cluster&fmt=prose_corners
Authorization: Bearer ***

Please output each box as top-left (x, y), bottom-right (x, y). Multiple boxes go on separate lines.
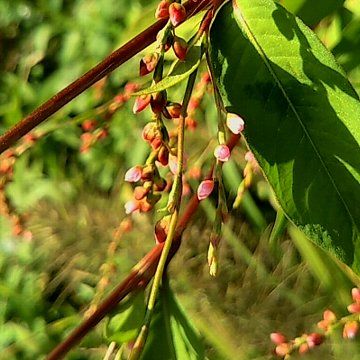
top-left (271, 287), bottom-right (360, 358)
top-left (80, 82), bottom-right (138, 153)
top-left (0, 133), bottom-right (41, 240)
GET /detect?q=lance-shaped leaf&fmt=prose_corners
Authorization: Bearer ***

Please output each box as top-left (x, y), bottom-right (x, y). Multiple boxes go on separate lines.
top-left (209, 0), bottom-right (360, 271)
top-left (141, 282), bottom-right (204, 360)
top-left (133, 46), bottom-right (203, 95)
top-left (280, 0), bottom-right (345, 26)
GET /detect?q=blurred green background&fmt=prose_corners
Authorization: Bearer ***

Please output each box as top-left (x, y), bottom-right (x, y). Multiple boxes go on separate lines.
top-left (1, 0), bottom-right (360, 359)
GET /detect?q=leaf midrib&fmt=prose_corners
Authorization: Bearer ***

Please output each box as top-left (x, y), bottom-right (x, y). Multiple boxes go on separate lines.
top-left (232, 0), bottom-right (356, 230)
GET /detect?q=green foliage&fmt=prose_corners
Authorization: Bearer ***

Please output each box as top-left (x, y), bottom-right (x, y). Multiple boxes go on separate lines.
top-left (209, 0), bottom-right (360, 271)
top-left (280, 0), bottom-right (345, 26)
top-left (134, 46), bottom-right (204, 95)
top-left (141, 281), bottom-right (205, 360)
top-left (1, 0), bottom-right (360, 359)
top-left (105, 292), bottom-right (146, 344)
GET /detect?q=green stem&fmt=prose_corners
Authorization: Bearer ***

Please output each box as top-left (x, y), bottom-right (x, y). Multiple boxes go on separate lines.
top-left (128, 69), bottom-right (198, 360)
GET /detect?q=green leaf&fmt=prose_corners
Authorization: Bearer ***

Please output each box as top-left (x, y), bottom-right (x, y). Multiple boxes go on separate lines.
top-left (141, 281), bottom-right (204, 360)
top-left (280, 0), bottom-right (345, 26)
top-left (133, 46), bottom-right (203, 95)
top-left (105, 292), bottom-right (146, 344)
top-left (209, 1), bottom-right (360, 271)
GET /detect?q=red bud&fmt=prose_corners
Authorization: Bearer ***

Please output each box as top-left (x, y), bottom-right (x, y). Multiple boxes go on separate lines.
top-left (169, 3), bottom-right (186, 27)
top-left (133, 95), bottom-right (151, 114)
top-left (155, 0), bottom-right (171, 19)
top-left (140, 53), bottom-right (159, 76)
top-left (172, 36), bottom-right (188, 61)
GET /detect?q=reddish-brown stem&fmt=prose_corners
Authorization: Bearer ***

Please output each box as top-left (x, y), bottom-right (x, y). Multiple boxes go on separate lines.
top-left (0, 0), bottom-right (210, 154)
top-left (46, 134), bottom-right (239, 360)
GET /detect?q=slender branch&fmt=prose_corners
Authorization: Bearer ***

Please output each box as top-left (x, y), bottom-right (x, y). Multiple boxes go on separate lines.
top-left (0, 0), bottom-right (210, 154)
top-left (46, 133), bottom-right (240, 360)
top-left (129, 69), bottom-right (199, 360)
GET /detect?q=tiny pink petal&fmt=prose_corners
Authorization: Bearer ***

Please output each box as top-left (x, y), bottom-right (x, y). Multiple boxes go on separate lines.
top-left (214, 144), bottom-right (230, 162)
top-left (124, 200), bottom-right (140, 214)
top-left (348, 302), bottom-right (360, 314)
top-left (125, 166), bottom-right (142, 182)
top-left (197, 180), bottom-right (214, 201)
top-left (226, 113), bottom-right (245, 134)
top-left (270, 332), bottom-right (286, 345)
top-left (352, 288), bottom-right (360, 303)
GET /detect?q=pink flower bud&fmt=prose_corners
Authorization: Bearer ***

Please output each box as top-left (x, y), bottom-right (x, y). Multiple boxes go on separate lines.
top-left (298, 343), bottom-right (309, 355)
top-left (134, 186), bottom-right (149, 200)
top-left (306, 333), bottom-right (324, 348)
top-left (352, 288), bottom-right (360, 303)
top-left (172, 36), bottom-right (188, 61)
top-left (124, 82), bottom-right (139, 95)
top-left (226, 113), bottom-right (245, 134)
top-left (323, 309), bottom-right (336, 322)
top-left (142, 122), bottom-right (159, 143)
top-left (169, 3), bottom-right (186, 27)
top-left (82, 119), bottom-right (97, 132)
top-left (275, 343), bottom-right (291, 357)
top-left (197, 180), bottom-right (214, 201)
top-left (125, 166), bottom-right (142, 182)
top-left (343, 321), bottom-right (359, 339)
top-left (214, 144), bottom-right (230, 162)
top-left (157, 146), bottom-right (169, 166)
top-left (347, 302), bottom-right (360, 314)
top-left (140, 53), bottom-right (159, 76)
top-left (155, 0), bottom-right (171, 19)
top-left (133, 95), bottom-right (151, 114)
top-left (167, 102), bottom-right (182, 118)
top-left (124, 200), bottom-right (140, 214)
top-left (270, 333), bottom-right (286, 345)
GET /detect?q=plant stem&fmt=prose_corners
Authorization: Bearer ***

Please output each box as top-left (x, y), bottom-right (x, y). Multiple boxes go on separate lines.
top-left (0, 0), bottom-right (211, 154)
top-left (45, 134), bottom-right (239, 360)
top-left (129, 69), bottom-right (198, 360)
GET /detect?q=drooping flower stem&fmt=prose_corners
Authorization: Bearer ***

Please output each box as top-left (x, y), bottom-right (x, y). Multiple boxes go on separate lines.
top-left (129, 69), bottom-right (198, 360)
top-left (0, 0), bottom-right (211, 154)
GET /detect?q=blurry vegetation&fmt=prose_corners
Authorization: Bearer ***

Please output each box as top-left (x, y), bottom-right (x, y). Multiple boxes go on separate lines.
top-left (1, 0), bottom-right (360, 359)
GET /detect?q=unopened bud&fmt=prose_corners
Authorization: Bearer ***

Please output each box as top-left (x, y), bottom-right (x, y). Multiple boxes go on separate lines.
top-left (270, 333), bottom-right (286, 345)
top-left (226, 112), bottom-right (245, 134)
top-left (306, 333), bottom-right (324, 348)
top-left (343, 321), bottom-right (359, 339)
top-left (352, 288), bottom-right (360, 303)
top-left (124, 200), bottom-right (140, 214)
top-left (133, 95), bottom-right (151, 114)
top-left (134, 186), bottom-right (149, 200)
top-left (82, 119), bottom-right (98, 132)
top-left (155, 0), bottom-right (171, 19)
top-left (214, 144), bottom-right (230, 162)
top-left (167, 102), bottom-right (182, 118)
top-left (140, 53), bottom-right (159, 76)
top-left (169, 3), bottom-right (186, 27)
top-left (275, 343), bottom-right (291, 357)
top-left (298, 343), bottom-right (309, 354)
top-left (125, 166), bottom-right (142, 183)
top-left (197, 180), bottom-right (214, 201)
top-left (158, 146), bottom-right (169, 166)
top-left (347, 302), bottom-right (360, 314)
top-left (207, 243), bottom-right (218, 277)
top-left (323, 309), bottom-right (336, 322)
top-left (172, 36), bottom-right (188, 61)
